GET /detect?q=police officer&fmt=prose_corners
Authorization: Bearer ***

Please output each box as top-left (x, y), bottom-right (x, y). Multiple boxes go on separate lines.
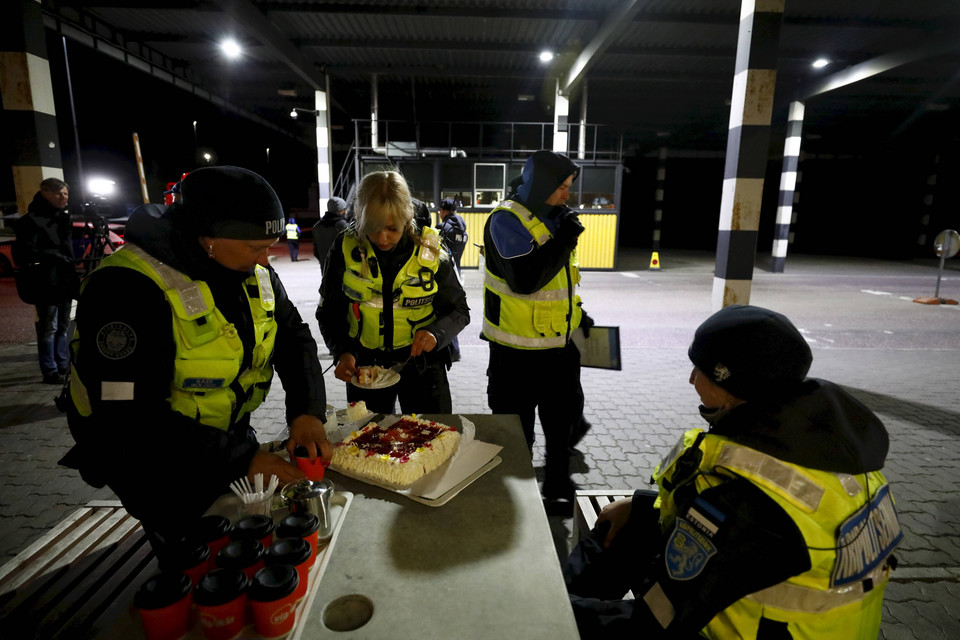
top-left (61, 166), bottom-right (332, 557)
top-left (313, 196), bottom-right (349, 270)
top-left (483, 149), bottom-right (587, 502)
top-left (316, 171), bottom-right (469, 414)
top-left (563, 305), bottom-right (902, 639)
top-left (437, 198), bottom-right (467, 270)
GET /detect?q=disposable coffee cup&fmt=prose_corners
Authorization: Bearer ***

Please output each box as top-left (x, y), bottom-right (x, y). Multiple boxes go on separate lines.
top-left (195, 515), bottom-right (233, 572)
top-left (166, 538), bottom-right (211, 588)
top-left (249, 564), bottom-right (300, 639)
top-left (265, 538), bottom-right (312, 603)
top-left (293, 445), bottom-right (328, 480)
top-left (231, 514), bottom-right (276, 548)
top-left (276, 513), bottom-right (320, 568)
top-left (216, 538), bottom-right (265, 581)
top-left (134, 572), bottom-right (193, 640)
top-left (194, 568), bottom-right (249, 640)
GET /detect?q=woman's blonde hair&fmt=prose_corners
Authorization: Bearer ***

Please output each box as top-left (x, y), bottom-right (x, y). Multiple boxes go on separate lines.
top-left (353, 171), bottom-right (416, 241)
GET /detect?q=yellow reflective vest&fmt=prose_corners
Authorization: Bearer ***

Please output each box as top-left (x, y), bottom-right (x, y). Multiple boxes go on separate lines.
top-left (652, 428), bottom-right (901, 640)
top-left (482, 200), bottom-right (582, 349)
top-left (70, 243), bottom-right (278, 430)
top-left (285, 223), bottom-right (299, 240)
top-left (340, 228), bottom-right (441, 350)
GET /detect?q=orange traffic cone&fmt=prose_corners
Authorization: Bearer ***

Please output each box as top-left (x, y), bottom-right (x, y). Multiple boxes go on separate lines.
top-left (649, 252), bottom-right (661, 270)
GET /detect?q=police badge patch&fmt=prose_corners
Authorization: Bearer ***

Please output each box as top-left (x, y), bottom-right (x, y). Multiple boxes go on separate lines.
top-left (665, 519), bottom-right (717, 581)
top-left (96, 322), bottom-right (137, 360)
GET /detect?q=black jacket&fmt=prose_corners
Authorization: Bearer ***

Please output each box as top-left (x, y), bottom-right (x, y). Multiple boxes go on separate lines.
top-left (312, 212), bottom-right (348, 268)
top-left (437, 213), bottom-right (468, 268)
top-left (62, 205), bottom-right (327, 540)
top-left (316, 230), bottom-right (469, 367)
top-left (14, 192), bottom-right (78, 303)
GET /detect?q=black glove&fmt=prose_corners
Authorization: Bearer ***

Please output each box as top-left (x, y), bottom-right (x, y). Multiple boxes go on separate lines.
top-left (580, 309), bottom-right (595, 338)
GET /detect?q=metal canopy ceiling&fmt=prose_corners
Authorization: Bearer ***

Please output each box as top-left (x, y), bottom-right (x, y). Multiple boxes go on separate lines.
top-left (43, 0), bottom-right (960, 154)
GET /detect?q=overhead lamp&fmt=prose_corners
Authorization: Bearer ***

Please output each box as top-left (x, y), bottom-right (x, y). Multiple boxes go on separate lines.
top-left (539, 50), bottom-right (554, 63)
top-left (812, 58), bottom-right (829, 69)
top-left (290, 109), bottom-right (299, 119)
top-left (220, 38), bottom-right (242, 59)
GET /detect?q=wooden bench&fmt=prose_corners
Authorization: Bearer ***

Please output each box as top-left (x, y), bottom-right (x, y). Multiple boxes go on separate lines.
top-left (0, 500), bottom-right (156, 638)
top-left (573, 490), bottom-right (635, 541)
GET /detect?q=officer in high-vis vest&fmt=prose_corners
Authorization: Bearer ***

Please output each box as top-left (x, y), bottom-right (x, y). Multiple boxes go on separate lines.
top-left (483, 149), bottom-right (592, 502)
top-left (61, 167), bottom-right (332, 559)
top-left (316, 171), bottom-right (469, 415)
top-left (564, 305), bottom-right (901, 639)
top-left (285, 217), bottom-right (301, 261)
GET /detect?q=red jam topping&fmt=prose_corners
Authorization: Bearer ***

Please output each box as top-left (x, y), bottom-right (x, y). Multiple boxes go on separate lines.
top-left (349, 418), bottom-right (454, 459)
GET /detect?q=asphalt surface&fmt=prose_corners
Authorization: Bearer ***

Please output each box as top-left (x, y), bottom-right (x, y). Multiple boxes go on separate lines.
top-left (1, 245), bottom-right (958, 639)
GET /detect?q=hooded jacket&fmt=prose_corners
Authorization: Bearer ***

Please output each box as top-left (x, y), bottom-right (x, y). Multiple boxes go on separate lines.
top-left (312, 209), bottom-right (349, 266)
top-left (14, 192), bottom-right (78, 303)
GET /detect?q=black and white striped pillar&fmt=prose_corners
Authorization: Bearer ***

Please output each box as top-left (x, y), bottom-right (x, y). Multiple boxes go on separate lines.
top-left (650, 146), bottom-right (667, 269)
top-left (1, 0), bottom-right (65, 216)
top-left (315, 84), bottom-right (333, 210)
top-left (712, 0), bottom-right (784, 309)
top-left (771, 100), bottom-right (805, 273)
top-left (917, 154), bottom-right (939, 250)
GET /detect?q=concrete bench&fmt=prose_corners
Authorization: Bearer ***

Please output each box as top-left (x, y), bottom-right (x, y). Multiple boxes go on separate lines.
top-left (0, 500), bottom-right (155, 638)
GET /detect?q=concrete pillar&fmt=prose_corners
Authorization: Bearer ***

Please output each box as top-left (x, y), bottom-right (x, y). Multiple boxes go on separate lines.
top-left (771, 100), bottom-right (804, 272)
top-left (917, 155), bottom-right (939, 249)
top-left (315, 83), bottom-right (332, 211)
top-left (577, 80), bottom-right (588, 160)
top-left (1, 0), bottom-right (64, 216)
top-left (712, 0), bottom-right (784, 310)
top-left (370, 73), bottom-right (379, 149)
top-left (650, 146), bottom-right (667, 268)
top-left (553, 78), bottom-right (569, 153)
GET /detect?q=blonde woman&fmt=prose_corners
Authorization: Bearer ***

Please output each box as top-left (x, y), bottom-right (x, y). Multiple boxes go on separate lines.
top-left (316, 171), bottom-right (469, 414)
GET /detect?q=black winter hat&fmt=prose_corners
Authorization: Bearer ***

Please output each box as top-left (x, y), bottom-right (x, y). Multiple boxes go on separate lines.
top-left (440, 198), bottom-right (457, 211)
top-left (180, 166), bottom-right (285, 240)
top-left (688, 305), bottom-right (812, 403)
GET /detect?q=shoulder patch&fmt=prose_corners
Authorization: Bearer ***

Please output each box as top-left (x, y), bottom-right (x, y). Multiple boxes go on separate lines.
top-left (665, 518), bottom-right (717, 581)
top-left (96, 322), bottom-right (137, 360)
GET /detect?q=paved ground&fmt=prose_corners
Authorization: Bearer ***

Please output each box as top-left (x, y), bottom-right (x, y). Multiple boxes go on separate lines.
top-left (1, 245), bottom-right (958, 638)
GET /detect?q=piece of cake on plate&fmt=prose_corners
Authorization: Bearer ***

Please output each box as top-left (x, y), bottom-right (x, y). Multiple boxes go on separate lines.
top-left (345, 400), bottom-right (368, 422)
top-left (331, 415), bottom-right (461, 488)
top-left (356, 365), bottom-right (383, 386)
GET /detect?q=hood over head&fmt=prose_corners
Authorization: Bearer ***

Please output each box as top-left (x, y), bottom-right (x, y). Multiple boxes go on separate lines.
top-left (514, 150), bottom-right (579, 215)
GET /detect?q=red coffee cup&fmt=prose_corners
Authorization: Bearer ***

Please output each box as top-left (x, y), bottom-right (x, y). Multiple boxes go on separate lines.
top-left (196, 515), bottom-right (233, 572)
top-left (166, 538), bottom-right (211, 588)
top-left (265, 538), bottom-right (312, 603)
top-left (216, 538), bottom-right (265, 581)
top-left (194, 568), bottom-right (249, 640)
top-left (276, 513), bottom-right (320, 568)
top-left (231, 514), bottom-right (276, 549)
top-left (249, 564), bottom-right (300, 639)
top-left (134, 572), bottom-right (193, 640)
top-left (293, 446), bottom-right (328, 480)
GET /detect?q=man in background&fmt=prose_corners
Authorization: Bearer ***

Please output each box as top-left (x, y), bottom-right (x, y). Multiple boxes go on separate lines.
top-left (313, 196), bottom-right (349, 271)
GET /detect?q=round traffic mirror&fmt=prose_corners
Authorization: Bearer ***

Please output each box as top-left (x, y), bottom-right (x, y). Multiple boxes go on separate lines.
top-left (934, 229), bottom-right (960, 258)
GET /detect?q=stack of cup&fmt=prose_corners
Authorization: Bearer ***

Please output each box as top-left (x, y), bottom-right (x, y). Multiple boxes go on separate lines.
top-left (134, 572), bottom-right (193, 640)
top-left (265, 538), bottom-right (312, 603)
top-left (249, 564), bottom-right (300, 639)
top-left (194, 515), bottom-right (234, 573)
top-left (276, 513), bottom-right (320, 568)
top-left (165, 538), bottom-right (211, 588)
top-left (194, 568), bottom-right (248, 640)
top-left (216, 538), bottom-right (265, 581)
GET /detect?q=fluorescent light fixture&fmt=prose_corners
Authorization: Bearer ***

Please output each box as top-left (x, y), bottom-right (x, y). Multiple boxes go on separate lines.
top-left (539, 51), bottom-right (554, 63)
top-left (812, 58), bottom-right (829, 69)
top-left (88, 178), bottom-right (115, 197)
top-left (518, 94), bottom-right (535, 101)
top-left (220, 39), bottom-right (242, 59)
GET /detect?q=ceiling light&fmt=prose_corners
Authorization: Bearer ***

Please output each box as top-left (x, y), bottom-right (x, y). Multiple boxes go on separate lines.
top-left (220, 39), bottom-right (242, 59)
top-left (290, 109), bottom-right (299, 119)
top-left (518, 94), bottom-right (535, 102)
top-left (812, 58), bottom-right (829, 69)
top-left (539, 51), bottom-right (554, 63)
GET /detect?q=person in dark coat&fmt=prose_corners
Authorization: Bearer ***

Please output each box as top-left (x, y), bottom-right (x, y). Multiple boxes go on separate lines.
top-left (61, 166), bottom-right (332, 561)
top-left (437, 197), bottom-right (467, 270)
top-left (312, 196), bottom-right (349, 271)
top-left (14, 178), bottom-right (79, 384)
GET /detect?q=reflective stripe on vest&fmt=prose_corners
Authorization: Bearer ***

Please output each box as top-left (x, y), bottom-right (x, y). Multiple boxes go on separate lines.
top-left (340, 229), bottom-right (441, 350)
top-left (653, 428), bottom-right (901, 637)
top-left (482, 200), bottom-right (581, 350)
top-left (286, 223), bottom-right (299, 239)
top-left (70, 243), bottom-right (277, 430)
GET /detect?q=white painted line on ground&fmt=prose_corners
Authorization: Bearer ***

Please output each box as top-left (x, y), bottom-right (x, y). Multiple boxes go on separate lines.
top-left (861, 289), bottom-right (891, 295)
top-left (621, 272), bottom-right (640, 278)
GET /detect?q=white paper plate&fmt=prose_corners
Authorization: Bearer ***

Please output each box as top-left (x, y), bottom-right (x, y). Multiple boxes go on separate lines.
top-left (349, 368), bottom-right (400, 389)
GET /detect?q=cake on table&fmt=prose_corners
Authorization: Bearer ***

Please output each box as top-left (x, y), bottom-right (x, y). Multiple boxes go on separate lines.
top-left (345, 400), bottom-right (368, 422)
top-left (331, 415), bottom-right (461, 487)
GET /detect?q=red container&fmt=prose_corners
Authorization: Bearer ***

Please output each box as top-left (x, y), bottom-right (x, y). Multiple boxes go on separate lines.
top-left (249, 564), bottom-right (300, 639)
top-left (264, 538), bottom-right (312, 603)
top-left (134, 572), bottom-right (193, 640)
top-left (216, 538), bottom-right (265, 581)
top-left (194, 568), bottom-right (248, 640)
top-left (276, 513), bottom-right (320, 568)
top-left (293, 446), bottom-right (328, 480)
top-left (195, 515), bottom-right (233, 572)
top-left (166, 538), bottom-right (211, 588)
top-left (231, 514), bottom-right (276, 549)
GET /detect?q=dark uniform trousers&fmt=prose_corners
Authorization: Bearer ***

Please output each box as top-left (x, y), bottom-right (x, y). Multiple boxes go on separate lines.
top-left (346, 361), bottom-right (452, 415)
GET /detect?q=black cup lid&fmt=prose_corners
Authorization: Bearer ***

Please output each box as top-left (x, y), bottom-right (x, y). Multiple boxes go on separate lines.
top-left (134, 572), bottom-right (192, 609)
top-left (194, 567), bottom-right (248, 606)
top-left (230, 514), bottom-right (276, 541)
top-left (216, 538), bottom-right (265, 569)
top-left (264, 537), bottom-right (311, 567)
top-left (196, 515), bottom-right (233, 542)
top-left (249, 564), bottom-right (298, 602)
top-left (276, 513), bottom-right (319, 538)
top-left (166, 538), bottom-right (211, 569)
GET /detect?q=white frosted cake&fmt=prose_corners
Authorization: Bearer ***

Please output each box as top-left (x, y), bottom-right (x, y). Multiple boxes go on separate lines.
top-left (345, 400), bottom-right (368, 422)
top-left (331, 415), bottom-right (461, 487)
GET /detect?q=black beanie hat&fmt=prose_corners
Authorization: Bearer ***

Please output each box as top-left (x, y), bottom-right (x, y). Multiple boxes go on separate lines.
top-left (688, 305), bottom-right (812, 403)
top-left (180, 166), bottom-right (285, 240)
